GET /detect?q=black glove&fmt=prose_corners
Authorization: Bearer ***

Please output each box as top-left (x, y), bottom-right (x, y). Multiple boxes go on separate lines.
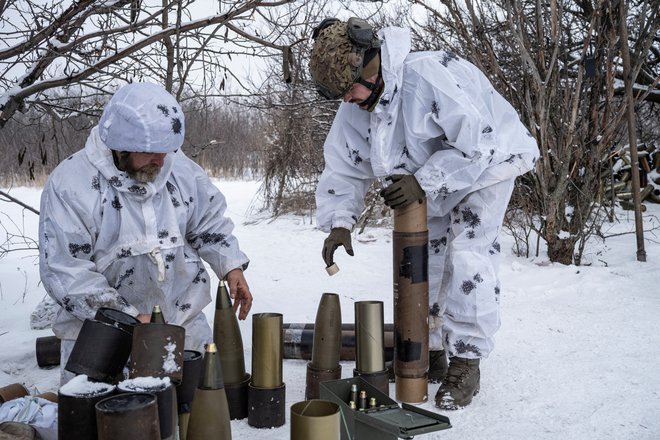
top-left (379, 174), bottom-right (425, 209)
top-left (322, 227), bottom-right (354, 267)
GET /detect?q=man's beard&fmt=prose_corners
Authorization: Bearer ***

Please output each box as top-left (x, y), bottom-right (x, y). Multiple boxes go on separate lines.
top-left (128, 165), bottom-right (161, 183)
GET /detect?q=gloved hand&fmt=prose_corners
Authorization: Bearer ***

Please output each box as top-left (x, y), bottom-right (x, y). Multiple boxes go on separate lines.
top-left (379, 174), bottom-right (425, 209)
top-left (322, 227), bottom-right (354, 267)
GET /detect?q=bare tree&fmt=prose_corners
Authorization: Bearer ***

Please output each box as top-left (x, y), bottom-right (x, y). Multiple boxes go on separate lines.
top-left (407, 0), bottom-right (659, 264)
top-left (0, 0), bottom-right (297, 129)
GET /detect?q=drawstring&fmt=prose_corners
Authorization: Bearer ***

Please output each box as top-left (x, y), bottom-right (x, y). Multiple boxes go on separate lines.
top-left (149, 247), bottom-right (166, 282)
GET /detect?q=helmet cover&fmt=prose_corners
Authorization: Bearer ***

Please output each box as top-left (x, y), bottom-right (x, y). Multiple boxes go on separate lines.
top-left (99, 82), bottom-right (185, 153)
top-left (309, 20), bottom-right (370, 99)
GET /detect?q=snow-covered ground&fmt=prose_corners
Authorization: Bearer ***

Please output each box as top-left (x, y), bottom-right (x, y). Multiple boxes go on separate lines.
top-left (1, 179), bottom-right (659, 439)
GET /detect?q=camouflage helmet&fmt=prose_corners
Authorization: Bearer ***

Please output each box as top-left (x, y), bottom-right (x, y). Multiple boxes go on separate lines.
top-left (309, 18), bottom-right (380, 99)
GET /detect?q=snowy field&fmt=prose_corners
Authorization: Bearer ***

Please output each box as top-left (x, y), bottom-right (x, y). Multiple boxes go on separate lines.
top-left (1, 179), bottom-right (659, 439)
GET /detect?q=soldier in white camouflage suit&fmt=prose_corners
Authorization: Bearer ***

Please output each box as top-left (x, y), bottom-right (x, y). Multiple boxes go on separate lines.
top-left (39, 83), bottom-right (253, 384)
top-left (309, 18), bottom-right (539, 409)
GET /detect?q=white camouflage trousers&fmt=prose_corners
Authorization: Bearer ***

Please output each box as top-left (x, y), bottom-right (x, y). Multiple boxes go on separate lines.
top-left (427, 178), bottom-right (515, 359)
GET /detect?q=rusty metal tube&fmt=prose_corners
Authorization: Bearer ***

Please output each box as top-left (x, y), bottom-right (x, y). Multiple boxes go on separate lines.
top-left (393, 199), bottom-right (429, 403)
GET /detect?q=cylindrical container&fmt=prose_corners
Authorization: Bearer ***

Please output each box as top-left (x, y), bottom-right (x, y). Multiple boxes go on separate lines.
top-left (58, 376), bottom-right (115, 440)
top-left (354, 301), bottom-right (389, 396)
top-left (305, 363), bottom-right (341, 401)
top-left (251, 313), bottom-right (283, 388)
top-left (130, 323), bottom-right (185, 384)
top-left (310, 293), bottom-right (342, 370)
top-left (176, 350), bottom-right (203, 440)
top-left (249, 313), bottom-right (285, 429)
top-left (65, 319), bottom-right (133, 383)
top-left (0, 383), bottom-right (29, 403)
top-left (94, 307), bottom-right (141, 335)
top-left (176, 350), bottom-right (203, 414)
top-left (290, 399), bottom-right (340, 440)
top-left (96, 392), bottom-right (161, 440)
top-left (283, 324), bottom-right (395, 362)
top-left (118, 377), bottom-right (174, 440)
top-left (35, 335), bottom-right (61, 368)
top-left (35, 392), bottom-right (58, 403)
top-left (393, 199), bottom-right (429, 404)
top-left (224, 373), bottom-right (251, 420)
top-left (355, 301), bottom-right (386, 373)
top-left (213, 280), bottom-right (248, 384)
top-left (186, 343), bottom-right (232, 440)
top-left (247, 382), bottom-right (286, 429)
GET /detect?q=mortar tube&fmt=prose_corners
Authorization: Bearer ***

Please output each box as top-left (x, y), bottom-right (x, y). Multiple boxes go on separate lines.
top-left (186, 343), bottom-right (232, 440)
top-left (393, 199), bottom-right (429, 404)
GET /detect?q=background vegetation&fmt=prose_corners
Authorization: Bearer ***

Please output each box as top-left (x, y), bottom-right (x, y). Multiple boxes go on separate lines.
top-left (0, 0), bottom-right (658, 265)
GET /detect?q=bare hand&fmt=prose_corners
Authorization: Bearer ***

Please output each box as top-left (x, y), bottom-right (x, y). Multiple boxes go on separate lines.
top-left (136, 313), bottom-right (151, 324)
top-left (225, 268), bottom-right (253, 320)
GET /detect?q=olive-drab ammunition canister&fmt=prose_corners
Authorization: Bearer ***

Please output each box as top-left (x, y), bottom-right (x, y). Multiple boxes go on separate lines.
top-left (248, 312), bottom-right (286, 429)
top-left (290, 400), bottom-right (341, 440)
top-left (393, 199), bottom-right (429, 404)
top-left (65, 318), bottom-right (133, 383)
top-left (306, 293), bottom-right (342, 400)
top-left (95, 392), bottom-right (161, 440)
top-left (129, 322), bottom-right (185, 384)
top-left (283, 323), bottom-right (395, 362)
top-left (186, 343), bottom-right (232, 440)
top-left (35, 335), bottom-right (61, 368)
top-left (58, 377), bottom-right (115, 440)
top-left (118, 377), bottom-right (175, 440)
top-left (212, 280), bottom-right (251, 420)
top-left (353, 301), bottom-right (390, 396)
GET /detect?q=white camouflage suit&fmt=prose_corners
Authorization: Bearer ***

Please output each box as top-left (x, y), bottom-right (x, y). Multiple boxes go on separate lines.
top-left (39, 85), bottom-right (249, 380)
top-left (316, 27), bottom-right (539, 359)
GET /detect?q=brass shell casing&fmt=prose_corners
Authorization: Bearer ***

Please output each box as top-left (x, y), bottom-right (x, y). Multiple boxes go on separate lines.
top-left (355, 301), bottom-right (386, 373)
top-left (251, 313), bottom-right (283, 388)
top-left (393, 199), bottom-right (429, 404)
top-left (290, 400), bottom-right (340, 440)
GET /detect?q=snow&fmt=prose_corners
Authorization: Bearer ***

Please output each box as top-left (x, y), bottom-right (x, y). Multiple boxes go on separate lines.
top-left (1, 180), bottom-right (660, 439)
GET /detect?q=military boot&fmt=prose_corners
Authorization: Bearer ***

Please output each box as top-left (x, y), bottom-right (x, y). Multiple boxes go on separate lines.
top-left (434, 357), bottom-right (480, 410)
top-left (428, 350), bottom-right (448, 383)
